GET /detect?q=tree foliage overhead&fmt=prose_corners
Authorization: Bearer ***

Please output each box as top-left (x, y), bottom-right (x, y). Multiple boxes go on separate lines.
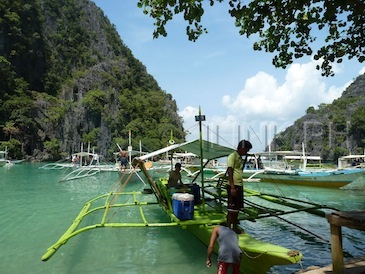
top-left (137, 0), bottom-right (365, 76)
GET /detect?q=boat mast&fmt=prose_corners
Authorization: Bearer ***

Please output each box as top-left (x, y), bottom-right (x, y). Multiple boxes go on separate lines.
top-left (128, 130), bottom-right (132, 170)
top-left (302, 142), bottom-right (307, 171)
top-left (195, 106), bottom-right (206, 212)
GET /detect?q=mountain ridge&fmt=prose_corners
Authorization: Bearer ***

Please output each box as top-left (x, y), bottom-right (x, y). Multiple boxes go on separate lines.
top-left (272, 73), bottom-right (365, 162)
top-left (0, 0), bottom-right (185, 160)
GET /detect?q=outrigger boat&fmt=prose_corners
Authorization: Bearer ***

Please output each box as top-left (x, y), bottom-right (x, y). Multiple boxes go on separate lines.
top-left (0, 147), bottom-right (9, 166)
top-left (238, 150), bottom-right (365, 188)
top-left (40, 146), bottom-right (122, 181)
top-left (41, 140), bottom-right (307, 273)
top-left (41, 112), bottom-right (337, 273)
top-left (243, 167), bottom-right (365, 188)
top-left (41, 151), bottom-right (119, 182)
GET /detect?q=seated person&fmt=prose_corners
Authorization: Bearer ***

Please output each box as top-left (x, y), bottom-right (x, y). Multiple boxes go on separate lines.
top-left (168, 163), bottom-right (188, 189)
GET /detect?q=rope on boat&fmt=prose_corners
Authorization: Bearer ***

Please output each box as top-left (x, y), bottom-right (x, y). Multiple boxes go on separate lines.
top-left (244, 187), bottom-right (338, 212)
top-left (241, 250), bottom-right (268, 259)
top-left (136, 159), bottom-right (167, 209)
top-left (245, 156), bottom-right (320, 204)
top-left (241, 249), bottom-right (301, 263)
top-left (244, 199), bottom-right (329, 242)
top-left (288, 250), bottom-right (301, 257)
top-left (241, 248), bottom-right (301, 261)
top-left (110, 162), bottom-right (140, 200)
top-left (105, 162), bottom-right (142, 222)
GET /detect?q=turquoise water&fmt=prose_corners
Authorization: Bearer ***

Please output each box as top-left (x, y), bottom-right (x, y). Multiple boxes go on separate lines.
top-left (1, 163), bottom-right (365, 274)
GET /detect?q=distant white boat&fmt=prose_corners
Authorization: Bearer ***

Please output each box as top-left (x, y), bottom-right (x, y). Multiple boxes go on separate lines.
top-left (39, 142), bottom-right (119, 181)
top-left (338, 154), bottom-right (365, 169)
top-left (58, 151), bottom-right (120, 182)
top-left (242, 149), bottom-right (365, 188)
top-left (9, 159), bottom-right (25, 164)
top-left (0, 147), bottom-right (9, 166)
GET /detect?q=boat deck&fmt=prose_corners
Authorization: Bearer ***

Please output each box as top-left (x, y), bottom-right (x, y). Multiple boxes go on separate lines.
top-left (297, 211), bottom-right (365, 273)
top-left (325, 210), bottom-right (365, 274)
top-left (296, 256), bottom-right (365, 274)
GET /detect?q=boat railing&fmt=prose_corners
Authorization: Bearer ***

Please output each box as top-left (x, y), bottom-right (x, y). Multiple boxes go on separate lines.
top-left (39, 160), bottom-right (75, 170)
top-left (246, 170), bottom-right (265, 182)
top-left (59, 166), bottom-right (101, 182)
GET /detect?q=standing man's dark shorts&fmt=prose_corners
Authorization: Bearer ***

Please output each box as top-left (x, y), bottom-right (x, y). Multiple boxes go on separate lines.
top-left (227, 185), bottom-right (244, 212)
top-left (120, 157), bottom-right (128, 167)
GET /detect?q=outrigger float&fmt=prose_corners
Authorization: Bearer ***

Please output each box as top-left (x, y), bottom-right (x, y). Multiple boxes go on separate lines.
top-left (41, 112), bottom-right (338, 273)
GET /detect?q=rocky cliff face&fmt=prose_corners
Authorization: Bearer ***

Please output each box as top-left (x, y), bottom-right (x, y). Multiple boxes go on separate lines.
top-left (272, 73), bottom-right (365, 162)
top-left (0, 0), bottom-right (185, 161)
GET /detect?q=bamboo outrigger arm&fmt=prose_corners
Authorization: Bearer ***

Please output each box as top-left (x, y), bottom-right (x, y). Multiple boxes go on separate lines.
top-left (41, 201), bottom-right (92, 261)
top-left (41, 191), bottom-right (167, 262)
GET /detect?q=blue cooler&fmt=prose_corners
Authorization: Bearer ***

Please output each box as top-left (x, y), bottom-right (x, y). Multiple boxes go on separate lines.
top-left (172, 193), bottom-right (194, 220)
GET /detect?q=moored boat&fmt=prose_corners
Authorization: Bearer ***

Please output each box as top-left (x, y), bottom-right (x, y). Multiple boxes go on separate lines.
top-left (41, 138), bottom-right (309, 273)
top-left (8, 159), bottom-right (25, 164)
top-left (0, 147), bottom-right (9, 166)
top-left (153, 177), bottom-right (302, 273)
top-left (43, 110), bottom-right (348, 272)
top-left (244, 168), bottom-right (365, 188)
top-left (241, 150), bottom-right (365, 188)
top-left (337, 154), bottom-right (365, 169)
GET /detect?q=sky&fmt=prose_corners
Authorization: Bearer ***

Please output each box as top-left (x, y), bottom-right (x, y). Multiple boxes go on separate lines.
top-left (92, 0), bottom-right (365, 152)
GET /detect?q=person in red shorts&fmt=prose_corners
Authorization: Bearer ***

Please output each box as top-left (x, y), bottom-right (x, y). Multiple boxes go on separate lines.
top-left (206, 223), bottom-right (242, 274)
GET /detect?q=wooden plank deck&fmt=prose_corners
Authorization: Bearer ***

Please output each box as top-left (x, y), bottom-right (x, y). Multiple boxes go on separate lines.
top-left (325, 210), bottom-right (365, 274)
top-left (296, 256), bottom-right (365, 274)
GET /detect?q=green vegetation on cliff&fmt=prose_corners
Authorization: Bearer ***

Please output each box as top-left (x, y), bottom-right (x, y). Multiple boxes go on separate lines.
top-left (272, 74), bottom-right (365, 162)
top-left (0, 0), bottom-right (185, 160)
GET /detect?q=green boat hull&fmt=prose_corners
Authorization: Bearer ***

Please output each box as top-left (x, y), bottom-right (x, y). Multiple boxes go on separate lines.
top-left (157, 178), bottom-right (302, 273)
top-left (188, 209), bottom-right (302, 273)
top-left (41, 166), bottom-right (303, 273)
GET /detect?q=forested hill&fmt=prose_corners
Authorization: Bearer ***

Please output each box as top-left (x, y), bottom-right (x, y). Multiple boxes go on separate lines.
top-left (0, 0), bottom-right (185, 161)
top-left (272, 73), bottom-right (365, 162)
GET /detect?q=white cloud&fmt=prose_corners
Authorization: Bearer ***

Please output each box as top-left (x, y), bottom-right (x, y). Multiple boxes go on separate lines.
top-left (182, 59), bottom-right (353, 150)
top-left (179, 106), bottom-right (199, 135)
top-left (222, 60), bottom-right (345, 126)
top-left (179, 106), bottom-right (198, 120)
top-left (359, 67), bottom-right (365, 75)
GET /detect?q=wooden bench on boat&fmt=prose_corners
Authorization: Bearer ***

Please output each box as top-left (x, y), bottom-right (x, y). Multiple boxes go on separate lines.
top-left (326, 210), bottom-right (365, 274)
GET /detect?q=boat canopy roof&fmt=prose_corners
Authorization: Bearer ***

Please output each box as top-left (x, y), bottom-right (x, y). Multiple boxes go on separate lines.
top-left (113, 150), bottom-right (147, 157)
top-left (252, 151), bottom-right (321, 161)
top-left (255, 151), bottom-right (301, 156)
top-left (73, 152), bottom-right (96, 157)
top-left (138, 139), bottom-right (234, 162)
top-left (173, 152), bottom-right (197, 158)
top-left (338, 154), bottom-right (365, 160)
top-left (338, 154), bottom-right (365, 168)
top-left (284, 155), bottom-right (321, 161)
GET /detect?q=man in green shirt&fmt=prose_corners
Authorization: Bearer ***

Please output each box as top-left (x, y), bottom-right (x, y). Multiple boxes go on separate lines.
top-left (227, 140), bottom-right (252, 234)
